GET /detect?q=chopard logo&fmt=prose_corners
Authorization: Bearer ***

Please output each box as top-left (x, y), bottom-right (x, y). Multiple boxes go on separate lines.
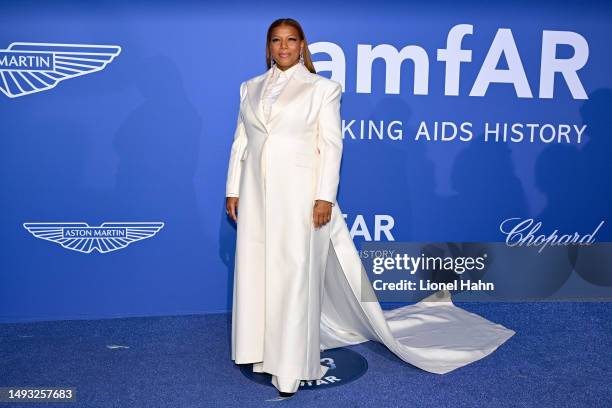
top-left (499, 217), bottom-right (604, 253)
top-left (23, 222), bottom-right (164, 254)
top-left (0, 42), bottom-right (121, 98)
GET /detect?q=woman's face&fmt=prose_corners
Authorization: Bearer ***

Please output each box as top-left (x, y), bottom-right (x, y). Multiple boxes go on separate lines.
top-left (269, 25), bottom-right (304, 70)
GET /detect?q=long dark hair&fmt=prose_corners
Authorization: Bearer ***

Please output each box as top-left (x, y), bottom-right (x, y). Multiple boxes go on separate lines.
top-left (265, 18), bottom-right (316, 73)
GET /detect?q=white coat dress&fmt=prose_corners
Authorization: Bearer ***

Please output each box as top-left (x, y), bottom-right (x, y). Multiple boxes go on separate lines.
top-left (225, 62), bottom-right (515, 384)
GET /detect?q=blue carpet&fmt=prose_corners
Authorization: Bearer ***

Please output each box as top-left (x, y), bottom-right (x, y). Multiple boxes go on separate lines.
top-left (1, 302), bottom-right (611, 407)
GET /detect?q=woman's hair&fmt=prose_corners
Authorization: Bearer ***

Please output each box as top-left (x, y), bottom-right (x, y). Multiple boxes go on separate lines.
top-left (265, 18), bottom-right (316, 73)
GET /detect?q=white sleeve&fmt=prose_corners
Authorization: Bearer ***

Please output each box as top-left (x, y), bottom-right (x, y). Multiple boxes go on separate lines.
top-left (225, 81), bottom-right (248, 197)
top-left (315, 82), bottom-right (343, 203)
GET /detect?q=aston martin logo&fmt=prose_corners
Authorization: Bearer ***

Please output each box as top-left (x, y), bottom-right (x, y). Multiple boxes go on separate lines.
top-left (0, 42), bottom-right (121, 98)
top-left (23, 222), bottom-right (164, 254)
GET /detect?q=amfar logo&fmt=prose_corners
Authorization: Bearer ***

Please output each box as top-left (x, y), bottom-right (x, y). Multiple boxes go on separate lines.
top-left (343, 213), bottom-right (396, 241)
top-left (311, 24), bottom-right (589, 99)
top-left (0, 42), bottom-right (121, 98)
top-left (23, 222), bottom-right (164, 254)
top-left (241, 348), bottom-right (368, 390)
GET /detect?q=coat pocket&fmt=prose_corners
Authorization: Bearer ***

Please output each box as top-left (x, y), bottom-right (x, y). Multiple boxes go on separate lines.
top-left (295, 152), bottom-right (315, 168)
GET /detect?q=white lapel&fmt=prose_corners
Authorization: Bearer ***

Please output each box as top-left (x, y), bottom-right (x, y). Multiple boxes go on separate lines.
top-left (246, 63), bottom-right (313, 134)
top-left (268, 63), bottom-right (312, 125)
top-left (247, 67), bottom-right (272, 132)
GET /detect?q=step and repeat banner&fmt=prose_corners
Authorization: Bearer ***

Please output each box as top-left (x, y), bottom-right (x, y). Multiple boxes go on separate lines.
top-left (1, 1), bottom-right (610, 322)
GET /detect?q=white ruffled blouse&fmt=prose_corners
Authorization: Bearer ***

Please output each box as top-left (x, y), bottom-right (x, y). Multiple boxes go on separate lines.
top-left (261, 62), bottom-right (301, 122)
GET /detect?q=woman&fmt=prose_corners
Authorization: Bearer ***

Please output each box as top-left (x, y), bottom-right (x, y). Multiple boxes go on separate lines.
top-left (225, 18), bottom-right (515, 400)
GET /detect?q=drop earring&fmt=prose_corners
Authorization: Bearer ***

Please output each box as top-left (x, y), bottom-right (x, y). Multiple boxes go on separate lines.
top-left (271, 56), bottom-right (276, 66)
top-left (299, 48), bottom-right (304, 65)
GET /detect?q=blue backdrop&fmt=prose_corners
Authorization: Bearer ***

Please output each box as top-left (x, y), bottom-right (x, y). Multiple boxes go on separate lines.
top-left (1, 0), bottom-right (610, 322)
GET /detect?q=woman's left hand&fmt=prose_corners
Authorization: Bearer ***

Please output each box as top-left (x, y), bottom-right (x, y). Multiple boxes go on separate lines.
top-left (313, 200), bottom-right (333, 228)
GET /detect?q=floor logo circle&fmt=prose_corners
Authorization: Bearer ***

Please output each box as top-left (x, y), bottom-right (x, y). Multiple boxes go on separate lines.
top-left (239, 347), bottom-right (368, 390)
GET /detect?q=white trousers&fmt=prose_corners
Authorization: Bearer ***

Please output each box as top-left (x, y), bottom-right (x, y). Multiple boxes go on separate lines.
top-left (252, 362), bottom-right (301, 393)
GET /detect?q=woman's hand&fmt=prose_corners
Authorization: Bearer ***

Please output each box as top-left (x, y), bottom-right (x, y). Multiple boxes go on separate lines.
top-left (313, 200), bottom-right (333, 228)
top-left (226, 197), bottom-right (239, 222)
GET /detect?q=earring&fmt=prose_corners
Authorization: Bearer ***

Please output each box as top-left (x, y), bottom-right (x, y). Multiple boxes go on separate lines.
top-left (271, 56), bottom-right (276, 66)
top-left (299, 48), bottom-right (304, 64)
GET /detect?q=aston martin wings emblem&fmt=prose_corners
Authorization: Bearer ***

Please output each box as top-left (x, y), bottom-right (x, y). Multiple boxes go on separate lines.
top-left (0, 42), bottom-right (121, 98)
top-left (23, 222), bottom-right (164, 254)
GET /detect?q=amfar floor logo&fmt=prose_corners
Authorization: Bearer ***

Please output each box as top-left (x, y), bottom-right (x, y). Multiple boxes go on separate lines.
top-left (240, 348), bottom-right (368, 390)
top-left (0, 42), bottom-right (121, 98)
top-left (23, 222), bottom-right (164, 254)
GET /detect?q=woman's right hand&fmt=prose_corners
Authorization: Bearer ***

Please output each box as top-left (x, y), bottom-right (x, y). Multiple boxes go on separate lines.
top-left (226, 197), bottom-right (239, 222)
